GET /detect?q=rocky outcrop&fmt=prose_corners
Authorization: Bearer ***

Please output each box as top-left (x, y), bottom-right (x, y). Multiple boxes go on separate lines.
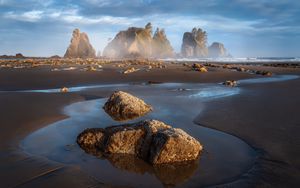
top-left (181, 28), bottom-right (208, 57)
top-left (77, 120), bottom-right (202, 164)
top-left (208, 42), bottom-right (227, 57)
top-left (149, 128), bottom-right (202, 164)
top-left (64, 29), bottom-right (96, 58)
top-left (103, 91), bottom-right (152, 121)
top-left (103, 23), bottom-right (153, 58)
top-left (103, 23), bottom-right (174, 58)
top-left (152, 28), bottom-right (174, 58)
top-left (0, 53), bottom-right (25, 59)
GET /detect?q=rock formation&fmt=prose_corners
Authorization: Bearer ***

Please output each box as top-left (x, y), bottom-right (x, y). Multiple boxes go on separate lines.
top-left (103, 91), bottom-right (152, 121)
top-left (77, 120), bottom-right (202, 164)
top-left (103, 23), bottom-right (174, 58)
top-left (208, 42), bottom-right (227, 57)
top-left (149, 128), bottom-right (202, 164)
top-left (152, 28), bottom-right (174, 58)
top-left (0, 53), bottom-right (25, 59)
top-left (64, 28), bottom-right (96, 58)
top-left (181, 28), bottom-right (208, 57)
top-left (103, 23), bottom-right (153, 58)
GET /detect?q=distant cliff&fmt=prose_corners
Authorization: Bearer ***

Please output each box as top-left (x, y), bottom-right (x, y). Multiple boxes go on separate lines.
top-left (64, 29), bottom-right (96, 58)
top-left (103, 23), bottom-right (174, 58)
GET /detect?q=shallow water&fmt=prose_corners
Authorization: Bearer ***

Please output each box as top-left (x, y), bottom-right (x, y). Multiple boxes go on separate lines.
top-left (21, 84), bottom-right (255, 187)
top-left (20, 75), bottom-right (299, 187)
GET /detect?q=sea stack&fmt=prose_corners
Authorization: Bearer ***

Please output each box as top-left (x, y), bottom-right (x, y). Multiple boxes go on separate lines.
top-left (181, 28), bottom-right (208, 57)
top-left (208, 42), bottom-right (227, 57)
top-left (64, 28), bottom-right (96, 58)
top-left (152, 28), bottom-right (174, 58)
top-left (103, 23), bottom-right (174, 58)
top-left (103, 23), bottom-right (153, 58)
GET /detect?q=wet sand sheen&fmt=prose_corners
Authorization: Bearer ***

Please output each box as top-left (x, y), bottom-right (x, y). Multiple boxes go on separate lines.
top-left (19, 75), bottom-right (299, 187)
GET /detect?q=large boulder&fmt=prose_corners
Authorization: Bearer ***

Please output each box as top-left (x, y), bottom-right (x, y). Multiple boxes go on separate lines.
top-left (149, 128), bottom-right (202, 164)
top-left (181, 28), bottom-right (208, 57)
top-left (77, 120), bottom-right (202, 164)
top-left (103, 91), bottom-right (152, 121)
top-left (64, 28), bottom-right (96, 58)
top-left (208, 42), bottom-right (227, 57)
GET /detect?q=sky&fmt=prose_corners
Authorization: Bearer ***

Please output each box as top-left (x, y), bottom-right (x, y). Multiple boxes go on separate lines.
top-left (0, 0), bottom-right (299, 57)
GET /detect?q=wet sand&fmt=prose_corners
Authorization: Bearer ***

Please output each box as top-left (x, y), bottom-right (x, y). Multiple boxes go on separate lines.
top-left (0, 63), bottom-right (299, 187)
top-left (196, 77), bottom-right (300, 187)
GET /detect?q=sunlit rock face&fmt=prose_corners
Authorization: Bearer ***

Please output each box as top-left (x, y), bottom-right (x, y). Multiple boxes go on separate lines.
top-left (152, 28), bottom-right (174, 58)
top-left (208, 42), bottom-right (227, 57)
top-left (103, 23), bottom-right (153, 58)
top-left (181, 28), bottom-right (208, 57)
top-left (77, 120), bottom-right (202, 164)
top-left (64, 29), bottom-right (96, 58)
top-left (149, 128), bottom-right (202, 164)
top-left (103, 23), bottom-right (174, 58)
top-left (103, 91), bottom-right (152, 121)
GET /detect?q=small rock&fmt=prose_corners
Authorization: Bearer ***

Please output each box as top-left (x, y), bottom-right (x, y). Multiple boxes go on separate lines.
top-left (60, 87), bottom-right (69, 93)
top-left (222, 80), bottom-right (237, 87)
top-left (123, 67), bottom-right (139, 74)
top-left (103, 91), bottom-right (152, 121)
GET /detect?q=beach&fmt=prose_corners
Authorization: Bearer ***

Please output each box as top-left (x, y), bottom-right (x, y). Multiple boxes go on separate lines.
top-left (0, 61), bottom-right (299, 187)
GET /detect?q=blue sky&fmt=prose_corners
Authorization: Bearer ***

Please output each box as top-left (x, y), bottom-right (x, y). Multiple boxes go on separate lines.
top-left (0, 0), bottom-right (299, 57)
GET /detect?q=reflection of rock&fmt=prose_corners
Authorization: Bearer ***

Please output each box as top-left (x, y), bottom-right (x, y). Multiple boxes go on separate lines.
top-left (149, 128), bottom-right (202, 164)
top-left (103, 91), bottom-right (152, 121)
top-left (154, 160), bottom-right (199, 186)
top-left (107, 154), bottom-right (153, 174)
top-left (181, 28), bottom-right (208, 57)
top-left (107, 153), bottom-right (198, 186)
top-left (64, 28), bottom-right (96, 58)
top-left (208, 42), bottom-right (227, 57)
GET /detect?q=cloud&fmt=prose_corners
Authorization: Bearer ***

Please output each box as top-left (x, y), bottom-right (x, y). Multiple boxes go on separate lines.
top-left (4, 10), bottom-right (43, 22)
top-left (0, 0), bottom-right (299, 57)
